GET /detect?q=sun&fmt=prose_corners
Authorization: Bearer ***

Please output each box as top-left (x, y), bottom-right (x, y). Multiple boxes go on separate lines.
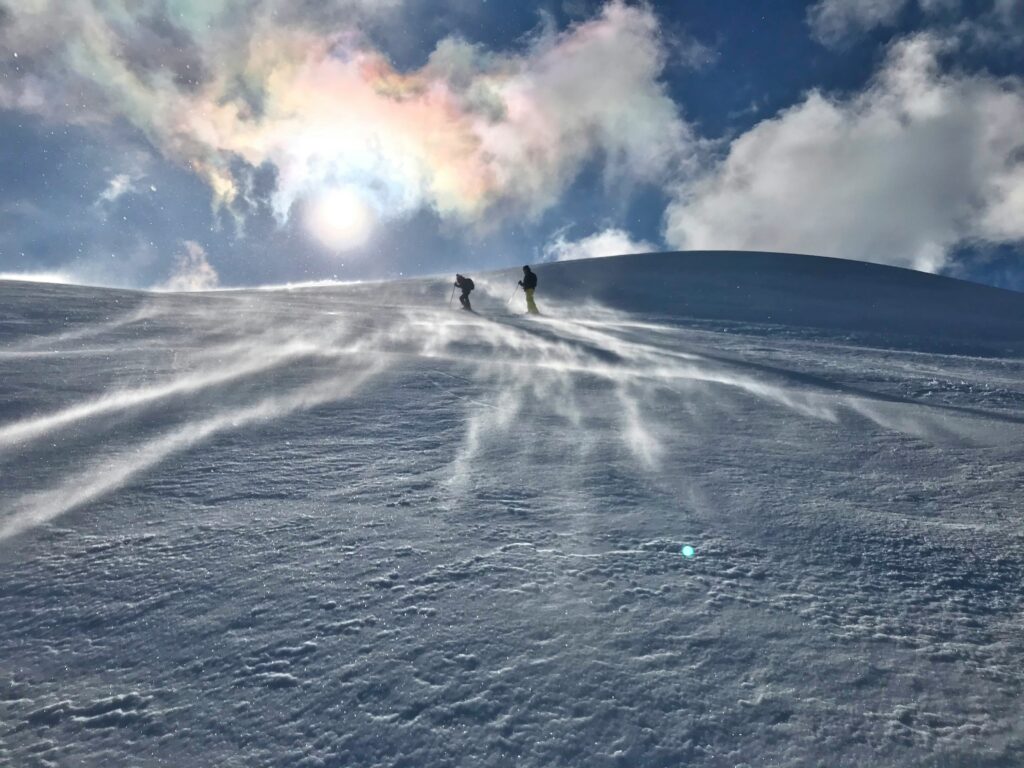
top-left (304, 187), bottom-right (375, 252)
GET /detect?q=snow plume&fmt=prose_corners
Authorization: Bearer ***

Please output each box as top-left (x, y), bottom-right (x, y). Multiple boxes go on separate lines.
top-left (542, 228), bottom-right (657, 262)
top-left (0, 1), bottom-right (693, 248)
top-left (0, 366), bottom-right (382, 541)
top-left (0, 270), bottom-right (76, 285)
top-left (0, 281), bottom-right (989, 540)
top-left (155, 242), bottom-right (220, 292)
top-left (439, 300), bottom-right (989, 494)
top-left (0, 335), bottom-right (319, 445)
top-left (665, 34), bottom-right (1024, 272)
top-left (434, 295), bottom-right (847, 489)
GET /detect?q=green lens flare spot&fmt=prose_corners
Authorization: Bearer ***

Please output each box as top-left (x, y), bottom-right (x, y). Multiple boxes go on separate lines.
top-left (681, 545), bottom-right (695, 558)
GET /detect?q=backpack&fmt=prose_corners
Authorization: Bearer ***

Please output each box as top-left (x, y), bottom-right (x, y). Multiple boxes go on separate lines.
top-left (463, 277), bottom-right (474, 291)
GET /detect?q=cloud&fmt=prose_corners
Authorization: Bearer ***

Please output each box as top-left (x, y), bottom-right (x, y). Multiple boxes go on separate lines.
top-left (993, 0), bottom-right (1024, 19)
top-left (96, 173), bottom-right (137, 205)
top-left (0, 1), bottom-right (694, 248)
top-left (155, 241), bottom-right (220, 291)
top-left (542, 227), bottom-right (656, 261)
top-left (808, 0), bottom-right (911, 44)
top-left (807, 0), bottom-right (1021, 47)
top-left (664, 34), bottom-right (1024, 272)
top-left (955, 0), bottom-right (1024, 51)
top-left (807, 0), bottom-right (963, 44)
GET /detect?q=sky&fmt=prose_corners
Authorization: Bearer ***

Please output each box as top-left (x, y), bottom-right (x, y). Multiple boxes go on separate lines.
top-left (0, 0), bottom-right (1022, 290)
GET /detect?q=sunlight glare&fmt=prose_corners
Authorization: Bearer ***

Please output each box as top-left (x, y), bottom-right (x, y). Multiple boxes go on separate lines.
top-left (305, 187), bottom-right (375, 252)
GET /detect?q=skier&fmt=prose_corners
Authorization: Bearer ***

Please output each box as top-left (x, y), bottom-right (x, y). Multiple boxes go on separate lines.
top-left (454, 273), bottom-right (474, 311)
top-left (518, 265), bottom-right (539, 315)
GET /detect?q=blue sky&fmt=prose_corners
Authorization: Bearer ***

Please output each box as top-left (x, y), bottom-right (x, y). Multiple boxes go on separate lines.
top-left (0, 0), bottom-right (1021, 290)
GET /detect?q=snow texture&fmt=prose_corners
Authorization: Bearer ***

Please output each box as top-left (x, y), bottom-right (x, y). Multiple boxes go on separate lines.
top-left (1, 250), bottom-right (1023, 767)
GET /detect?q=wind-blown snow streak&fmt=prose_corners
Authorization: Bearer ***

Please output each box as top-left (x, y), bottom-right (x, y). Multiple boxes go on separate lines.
top-left (1, 288), bottom-right (1001, 540)
top-left (0, 305), bottom-right (162, 358)
top-left (0, 339), bottom-right (326, 448)
top-left (0, 364), bottom-right (381, 541)
top-left (438, 295), bottom-right (1009, 487)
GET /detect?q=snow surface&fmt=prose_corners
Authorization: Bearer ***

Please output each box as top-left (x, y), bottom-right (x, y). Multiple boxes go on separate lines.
top-left (1, 250), bottom-right (1023, 767)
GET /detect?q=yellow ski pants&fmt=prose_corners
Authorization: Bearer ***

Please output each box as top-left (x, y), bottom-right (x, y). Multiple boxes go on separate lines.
top-left (524, 287), bottom-right (539, 315)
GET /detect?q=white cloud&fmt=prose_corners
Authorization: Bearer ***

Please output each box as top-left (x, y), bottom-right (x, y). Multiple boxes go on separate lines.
top-left (96, 173), bottom-right (136, 206)
top-left (542, 227), bottom-right (656, 262)
top-left (807, 0), bottom-right (966, 44)
top-left (481, 1), bottom-right (696, 209)
top-left (956, 0), bottom-right (1024, 51)
top-left (808, 0), bottom-right (911, 44)
top-left (807, 0), bottom-right (1017, 46)
top-left (155, 241), bottom-right (220, 292)
top-left (664, 34), bottom-right (1024, 273)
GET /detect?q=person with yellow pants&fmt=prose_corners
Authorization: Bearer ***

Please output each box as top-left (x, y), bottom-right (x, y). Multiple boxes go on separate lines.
top-left (518, 265), bottom-right (539, 315)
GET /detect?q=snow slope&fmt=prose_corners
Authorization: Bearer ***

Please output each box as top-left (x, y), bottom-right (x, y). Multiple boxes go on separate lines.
top-left (1, 250), bottom-right (1023, 767)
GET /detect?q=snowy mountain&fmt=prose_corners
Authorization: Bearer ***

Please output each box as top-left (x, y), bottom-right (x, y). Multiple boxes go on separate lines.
top-left (2, 251), bottom-right (1023, 767)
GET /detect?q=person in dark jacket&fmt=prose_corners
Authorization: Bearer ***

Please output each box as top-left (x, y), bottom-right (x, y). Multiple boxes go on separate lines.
top-left (518, 265), bottom-right (539, 315)
top-left (454, 273), bottom-right (474, 311)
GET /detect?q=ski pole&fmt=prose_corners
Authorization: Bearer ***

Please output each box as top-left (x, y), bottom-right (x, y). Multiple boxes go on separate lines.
top-left (507, 283), bottom-right (519, 305)
top-left (448, 285), bottom-right (456, 308)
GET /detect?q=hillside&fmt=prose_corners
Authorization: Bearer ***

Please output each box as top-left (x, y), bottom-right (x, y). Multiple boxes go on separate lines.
top-left (1, 252), bottom-right (1023, 767)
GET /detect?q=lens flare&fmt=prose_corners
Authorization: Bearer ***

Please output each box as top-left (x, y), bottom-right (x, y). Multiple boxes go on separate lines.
top-left (681, 545), bottom-right (695, 558)
top-left (305, 187), bottom-right (376, 252)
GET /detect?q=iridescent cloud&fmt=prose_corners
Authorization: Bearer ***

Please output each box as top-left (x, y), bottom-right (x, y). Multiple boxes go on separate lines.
top-left (0, 0), bottom-right (694, 248)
